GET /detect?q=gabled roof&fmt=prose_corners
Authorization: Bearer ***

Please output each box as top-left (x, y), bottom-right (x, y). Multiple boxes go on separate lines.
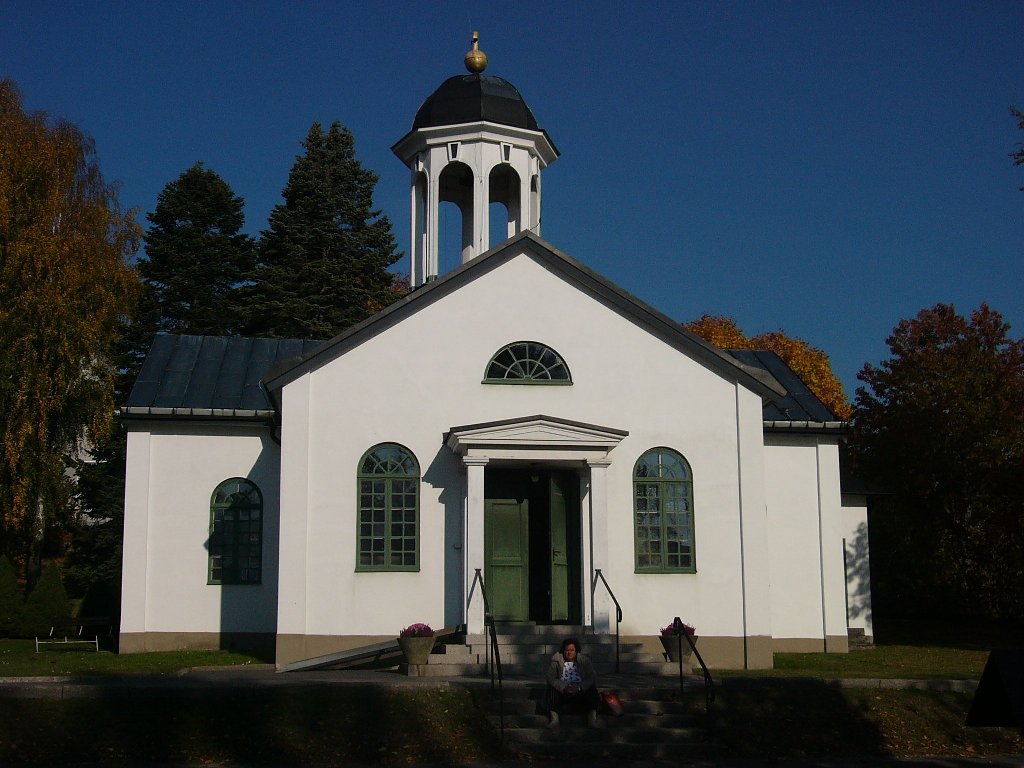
top-left (122, 334), bottom-right (322, 421)
top-left (262, 231), bottom-right (787, 407)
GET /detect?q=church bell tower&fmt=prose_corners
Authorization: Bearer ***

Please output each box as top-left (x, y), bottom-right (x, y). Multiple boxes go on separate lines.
top-left (392, 34), bottom-right (559, 286)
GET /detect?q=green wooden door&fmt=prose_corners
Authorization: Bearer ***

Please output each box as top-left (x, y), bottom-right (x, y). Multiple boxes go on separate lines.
top-left (484, 497), bottom-right (530, 622)
top-left (549, 474), bottom-right (570, 622)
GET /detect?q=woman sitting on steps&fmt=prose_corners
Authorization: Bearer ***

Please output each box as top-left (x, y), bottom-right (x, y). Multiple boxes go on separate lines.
top-left (545, 636), bottom-right (602, 728)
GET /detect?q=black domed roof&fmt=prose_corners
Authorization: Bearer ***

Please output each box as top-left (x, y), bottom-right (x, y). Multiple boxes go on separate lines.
top-left (412, 74), bottom-right (540, 131)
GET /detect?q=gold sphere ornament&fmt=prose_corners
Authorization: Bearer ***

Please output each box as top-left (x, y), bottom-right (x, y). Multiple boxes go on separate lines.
top-left (464, 31), bottom-right (488, 74)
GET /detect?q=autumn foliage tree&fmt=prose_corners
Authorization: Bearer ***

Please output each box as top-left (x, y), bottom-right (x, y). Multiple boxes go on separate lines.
top-left (0, 79), bottom-right (139, 589)
top-left (852, 303), bottom-right (1024, 621)
top-left (685, 314), bottom-right (853, 419)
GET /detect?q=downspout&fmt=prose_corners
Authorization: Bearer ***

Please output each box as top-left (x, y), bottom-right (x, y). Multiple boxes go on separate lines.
top-left (735, 383), bottom-right (748, 669)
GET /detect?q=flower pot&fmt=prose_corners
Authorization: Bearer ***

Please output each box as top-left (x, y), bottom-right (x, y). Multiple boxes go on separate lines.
top-left (398, 635), bottom-right (435, 665)
top-left (660, 634), bottom-right (697, 663)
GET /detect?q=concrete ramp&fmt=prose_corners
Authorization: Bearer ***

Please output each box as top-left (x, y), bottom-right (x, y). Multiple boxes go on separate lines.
top-left (280, 628), bottom-right (460, 673)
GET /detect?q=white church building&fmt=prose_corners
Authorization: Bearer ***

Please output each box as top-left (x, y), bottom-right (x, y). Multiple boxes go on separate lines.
top-left (119, 41), bottom-right (873, 670)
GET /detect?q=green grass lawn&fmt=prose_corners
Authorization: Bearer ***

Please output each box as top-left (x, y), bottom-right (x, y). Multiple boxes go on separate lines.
top-left (0, 639), bottom-right (265, 677)
top-left (742, 644), bottom-right (992, 678)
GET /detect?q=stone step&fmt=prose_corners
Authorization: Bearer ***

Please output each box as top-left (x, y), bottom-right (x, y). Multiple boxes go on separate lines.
top-left (463, 649), bottom-right (670, 665)
top-left (486, 707), bottom-right (695, 727)
top-left (476, 684), bottom-right (711, 761)
top-left (466, 632), bottom-right (637, 646)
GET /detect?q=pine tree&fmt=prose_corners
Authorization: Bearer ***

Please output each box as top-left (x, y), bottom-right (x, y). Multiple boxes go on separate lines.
top-left (244, 121), bottom-right (401, 338)
top-left (138, 162), bottom-right (254, 337)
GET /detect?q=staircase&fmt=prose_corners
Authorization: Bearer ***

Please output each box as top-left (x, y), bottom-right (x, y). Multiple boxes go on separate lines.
top-left (474, 678), bottom-right (711, 760)
top-left (403, 624), bottom-right (688, 678)
top-left (847, 627), bottom-right (874, 650)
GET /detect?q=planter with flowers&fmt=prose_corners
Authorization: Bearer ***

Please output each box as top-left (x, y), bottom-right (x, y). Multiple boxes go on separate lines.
top-left (398, 623), bottom-right (435, 665)
top-left (659, 621), bottom-right (697, 663)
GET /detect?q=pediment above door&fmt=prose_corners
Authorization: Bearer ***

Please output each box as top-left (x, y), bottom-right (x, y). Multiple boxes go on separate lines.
top-left (445, 414), bottom-right (627, 463)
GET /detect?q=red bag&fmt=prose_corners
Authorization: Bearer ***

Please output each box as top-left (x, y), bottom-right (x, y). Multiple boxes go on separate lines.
top-left (601, 692), bottom-right (624, 716)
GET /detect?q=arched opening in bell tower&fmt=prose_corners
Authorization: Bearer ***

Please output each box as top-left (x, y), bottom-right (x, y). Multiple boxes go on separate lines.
top-left (411, 171), bottom-right (428, 284)
top-left (489, 164), bottom-right (522, 249)
top-left (439, 161), bottom-right (474, 273)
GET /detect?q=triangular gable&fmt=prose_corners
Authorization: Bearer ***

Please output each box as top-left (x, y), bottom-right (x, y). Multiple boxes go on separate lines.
top-left (446, 415), bottom-right (628, 454)
top-left (261, 231), bottom-right (787, 409)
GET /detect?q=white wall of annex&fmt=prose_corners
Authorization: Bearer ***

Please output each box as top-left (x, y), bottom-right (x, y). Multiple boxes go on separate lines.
top-left (280, 249), bottom-right (769, 642)
top-left (764, 435), bottom-right (847, 644)
top-left (764, 436), bottom-right (826, 642)
top-left (122, 423), bottom-right (280, 635)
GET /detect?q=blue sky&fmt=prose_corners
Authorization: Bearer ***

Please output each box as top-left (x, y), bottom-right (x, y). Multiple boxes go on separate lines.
top-left (3, 1), bottom-right (1022, 400)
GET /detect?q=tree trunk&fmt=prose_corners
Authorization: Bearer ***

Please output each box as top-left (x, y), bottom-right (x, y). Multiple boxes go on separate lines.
top-left (24, 496), bottom-right (45, 594)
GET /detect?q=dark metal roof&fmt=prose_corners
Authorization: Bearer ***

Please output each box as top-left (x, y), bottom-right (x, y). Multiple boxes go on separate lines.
top-left (726, 349), bottom-right (840, 423)
top-left (412, 74), bottom-right (540, 131)
top-left (124, 334), bottom-right (323, 418)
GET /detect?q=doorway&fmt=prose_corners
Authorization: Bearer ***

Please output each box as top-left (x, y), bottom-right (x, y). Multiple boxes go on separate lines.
top-left (484, 467), bottom-right (581, 624)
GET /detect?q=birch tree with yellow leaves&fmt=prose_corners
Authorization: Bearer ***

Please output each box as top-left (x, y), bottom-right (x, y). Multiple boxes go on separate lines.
top-left (0, 79), bottom-right (139, 590)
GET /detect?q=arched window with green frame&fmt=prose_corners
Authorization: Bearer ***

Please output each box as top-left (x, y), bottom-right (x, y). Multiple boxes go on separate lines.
top-left (633, 448), bottom-right (695, 573)
top-left (484, 341), bottom-right (572, 384)
top-left (209, 478), bottom-right (263, 585)
top-left (357, 443), bottom-right (420, 571)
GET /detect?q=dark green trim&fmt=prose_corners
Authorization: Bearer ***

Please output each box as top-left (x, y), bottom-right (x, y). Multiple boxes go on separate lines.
top-left (208, 477), bottom-right (263, 585)
top-left (355, 443), bottom-right (420, 572)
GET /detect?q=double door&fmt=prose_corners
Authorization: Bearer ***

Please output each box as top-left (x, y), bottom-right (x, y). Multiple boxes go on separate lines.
top-left (484, 468), bottom-right (580, 624)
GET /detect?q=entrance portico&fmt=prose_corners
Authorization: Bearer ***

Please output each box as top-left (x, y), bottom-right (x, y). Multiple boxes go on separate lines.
top-left (445, 415), bottom-right (627, 635)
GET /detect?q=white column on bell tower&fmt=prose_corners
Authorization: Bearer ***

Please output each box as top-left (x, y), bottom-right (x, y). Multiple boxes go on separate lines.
top-left (391, 33), bottom-right (559, 287)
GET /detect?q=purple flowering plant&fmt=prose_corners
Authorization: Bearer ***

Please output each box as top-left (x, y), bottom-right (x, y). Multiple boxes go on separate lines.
top-left (660, 621), bottom-right (696, 636)
top-left (400, 623), bottom-right (434, 638)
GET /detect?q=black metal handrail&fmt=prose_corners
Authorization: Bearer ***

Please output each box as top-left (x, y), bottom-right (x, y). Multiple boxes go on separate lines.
top-left (672, 615), bottom-right (715, 717)
top-left (470, 569), bottom-right (504, 740)
top-left (591, 568), bottom-right (623, 672)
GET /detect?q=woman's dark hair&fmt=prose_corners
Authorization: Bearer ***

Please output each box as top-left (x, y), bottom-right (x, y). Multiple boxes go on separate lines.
top-left (560, 637), bottom-right (581, 655)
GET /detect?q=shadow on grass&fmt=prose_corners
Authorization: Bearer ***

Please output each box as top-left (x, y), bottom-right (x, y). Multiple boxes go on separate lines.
top-left (0, 687), bottom-right (506, 765)
top-left (707, 678), bottom-right (886, 759)
top-left (875, 617), bottom-right (1024, 651)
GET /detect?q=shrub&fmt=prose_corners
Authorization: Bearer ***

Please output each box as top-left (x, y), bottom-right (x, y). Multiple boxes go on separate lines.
top-left (0, 556), bottom-right (21, 637)
top-left (17, 564), bottom-right (70, 638)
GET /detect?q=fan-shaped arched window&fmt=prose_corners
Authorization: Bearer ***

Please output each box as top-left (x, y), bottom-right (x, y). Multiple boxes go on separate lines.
top-left (484, 341), bottom-right (572, 384)
top-left (633, 448), bottom-right (695, 573)
top-left (209, 478), bottom-right (263, 585)
top-left (357, 444), bottom-right (420, 571)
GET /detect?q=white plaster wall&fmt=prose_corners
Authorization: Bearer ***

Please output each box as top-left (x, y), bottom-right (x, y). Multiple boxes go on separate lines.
top-left (763, 435), bottom-right (846, 643)
top-left (764, 437), bottom-right (824, 642)
top-left (278, 248), bottom-right (769, 644)
top-left (842, 494), bottom-right (873, 638)
top-left (120, 423), bottom-right (280, 636)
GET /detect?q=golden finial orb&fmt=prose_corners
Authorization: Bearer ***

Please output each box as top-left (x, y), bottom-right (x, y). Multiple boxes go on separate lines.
top-left (464, 31), bottom-right (488, 74)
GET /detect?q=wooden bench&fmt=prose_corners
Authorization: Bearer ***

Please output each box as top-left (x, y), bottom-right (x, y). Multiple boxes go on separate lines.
top-left (34, 616), bottom-right (110, 652)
